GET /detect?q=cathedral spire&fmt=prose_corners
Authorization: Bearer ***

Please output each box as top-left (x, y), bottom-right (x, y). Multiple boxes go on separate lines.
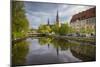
top-left (56, 10), bottom-right (61, 27)
top-left (56, 10), bottom-right (59, 23)
top-left (47, 18), bottom-right (50, 25)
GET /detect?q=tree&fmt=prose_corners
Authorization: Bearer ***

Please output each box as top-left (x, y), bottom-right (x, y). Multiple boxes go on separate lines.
top-left (51, 24), bottom-right (60, 34)
top-left (59, 23), bottom-right (69, 35)
top-left (69, 26), bottom-right (76, 33)
top-left (38, 24), bottom-right (51, 33)
top-left (51, 22), bottom-right (75, 35)
top-left (80, 27), bottom-right (95, 34)
top-left (12, 1), bottom-right (29, 39)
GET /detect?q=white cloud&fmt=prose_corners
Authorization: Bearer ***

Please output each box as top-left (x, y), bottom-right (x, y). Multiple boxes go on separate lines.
top-left (24, 2), bottom-right (95, 28)
top-left (59, 5), bottom-right (94, 22)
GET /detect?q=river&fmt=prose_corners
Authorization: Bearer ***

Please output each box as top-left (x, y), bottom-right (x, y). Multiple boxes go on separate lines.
top-left (12, 37), bottom-right (96, 66)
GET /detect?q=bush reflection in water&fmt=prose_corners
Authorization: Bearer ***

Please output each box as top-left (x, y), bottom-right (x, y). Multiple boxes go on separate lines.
top-left (12, 37), bottom-right (95, 66)
top-left (12, 40), bottom-right (29, 66)
top-left (38, 37), bottom-right (96, 61)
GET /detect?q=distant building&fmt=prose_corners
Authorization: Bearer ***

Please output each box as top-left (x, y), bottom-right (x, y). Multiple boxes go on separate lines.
top-left (56, 10), bottom-right (61, 27)
top-left (47, 10), bottom-right (61, 28)
top-left (46, 18), bottom-right (53, 27)
top-left (70, 7), bottom-right (96, 33)
top-left (47, 18), bottom-right (50, 26)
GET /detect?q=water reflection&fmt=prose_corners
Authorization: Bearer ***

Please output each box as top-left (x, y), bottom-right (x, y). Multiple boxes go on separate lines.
top-left (12, 37), bottom-right (96, 66)
top-left (38, 37), bottom-right (52, 45)
top-left (51, 39), bottom-right (80, 50)
top-left (12, 40), bottom-right (29, 66)
top-left (38, 37), bottom-right (95, 61)
top-left (70, 45), bottom-right (96, 61)
top-left (51, 39), bottom-right (79, 56)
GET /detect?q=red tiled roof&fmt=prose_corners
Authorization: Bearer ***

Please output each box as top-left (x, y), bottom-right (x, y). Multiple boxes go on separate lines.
top-left (70, 7), bottom-right (96, 23)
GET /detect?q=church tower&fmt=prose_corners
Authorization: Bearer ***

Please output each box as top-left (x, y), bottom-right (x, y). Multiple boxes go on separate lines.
top-left (56, 10), bottom-right (61, 27)
top-left (47, 18), bottom-right (50, 26)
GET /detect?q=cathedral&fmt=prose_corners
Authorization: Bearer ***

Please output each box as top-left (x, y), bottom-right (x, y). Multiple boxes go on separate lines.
top-left (47, 10), bottom-right (61, 28)
top-left (56, 10), bottom-right (61, 27)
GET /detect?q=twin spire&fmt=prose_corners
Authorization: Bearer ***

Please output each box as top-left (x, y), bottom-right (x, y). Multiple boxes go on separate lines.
top-left (47, 10), bottom-right (60, 26)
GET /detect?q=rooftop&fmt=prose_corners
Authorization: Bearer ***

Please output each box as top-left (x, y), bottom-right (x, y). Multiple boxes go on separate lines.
top-left (70, 7), bottom-right (96, 23)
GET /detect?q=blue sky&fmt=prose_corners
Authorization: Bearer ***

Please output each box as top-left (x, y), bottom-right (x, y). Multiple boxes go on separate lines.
top-left (24, 2), bottom-right (94, 29)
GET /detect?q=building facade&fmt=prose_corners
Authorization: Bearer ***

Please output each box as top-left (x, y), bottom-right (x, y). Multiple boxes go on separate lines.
top-left (70, 7), bottom-right (96, 33)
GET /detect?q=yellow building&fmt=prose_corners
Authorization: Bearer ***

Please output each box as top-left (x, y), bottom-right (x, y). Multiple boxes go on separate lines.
top-left (70, 7), bottom-right (96, 33)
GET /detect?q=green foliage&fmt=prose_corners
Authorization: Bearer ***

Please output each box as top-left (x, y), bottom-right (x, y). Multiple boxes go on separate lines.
top-left (12, 32), bottom-right (25, 39)
top-left (51, 24), bottom-right (59, 34)
top-left (39, 37), bottom-right (52, 45)
top-left (12, 41), bottom-right (29, 65)
top-left (80, 27), bottom-right (95, 34)
top-left (59, 23), bottom-right (69, 35)
top-left (86, 27), bottom-right (95, 34)
top-left (38, 24), bottom-right (51, 33)
top-left (69, 26), bottom-right (76, 33)
top-left (12, 1), bottom-right (29, 39)
top-left (38, 23), bottom-right (75, 35)
top-left (50, 38), bottom-right (80, 50)
top-left (51, 23), bottom-right (75, 35)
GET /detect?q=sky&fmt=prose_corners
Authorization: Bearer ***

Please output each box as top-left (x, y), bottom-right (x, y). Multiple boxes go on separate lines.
top-left (24, 1), bottom-right (95, 29)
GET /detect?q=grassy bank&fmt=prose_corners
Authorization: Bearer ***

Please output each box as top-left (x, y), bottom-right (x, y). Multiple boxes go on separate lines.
top-left (46, 34), bottom-right (95, 44)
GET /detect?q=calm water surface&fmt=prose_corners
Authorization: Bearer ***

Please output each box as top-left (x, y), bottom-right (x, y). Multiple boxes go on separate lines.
top-left (12, 37), bottom-right (96, 66)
